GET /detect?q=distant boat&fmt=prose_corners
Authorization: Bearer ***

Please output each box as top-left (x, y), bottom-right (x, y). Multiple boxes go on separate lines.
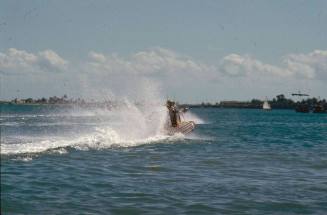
top-left (262, 99), bottom-right (271, 110)
top-left (292, 92), bottom-right (310, 113)
top-left (295, 103), bottom-right (310, 113)
top-left (313, 103), bottom-right (326, 113)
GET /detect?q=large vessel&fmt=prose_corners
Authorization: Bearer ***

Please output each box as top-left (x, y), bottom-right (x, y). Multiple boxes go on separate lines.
top-left (313, 103), bottom-right (326, 113)
top-left (295, 103), bottom-right (310, 113)
top-left (292, 92), bottom-right (310, 113)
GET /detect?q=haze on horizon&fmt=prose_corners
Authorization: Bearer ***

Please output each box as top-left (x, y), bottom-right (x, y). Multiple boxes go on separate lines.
top-left (0, 0), bottom-right (326, 103)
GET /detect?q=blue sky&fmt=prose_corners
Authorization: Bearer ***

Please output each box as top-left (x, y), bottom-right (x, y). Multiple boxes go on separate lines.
top-left (1, 0), bottom-right (327, 102)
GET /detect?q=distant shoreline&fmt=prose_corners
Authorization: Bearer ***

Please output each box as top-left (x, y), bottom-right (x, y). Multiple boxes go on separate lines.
top-left (0, 102), bottom-right (320, 110)
top-left (1, 94), bottom-right (326, 110)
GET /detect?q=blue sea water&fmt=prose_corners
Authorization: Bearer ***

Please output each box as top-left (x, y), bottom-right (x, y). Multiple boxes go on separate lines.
top-left (1, 104), bottom-right (327, 214)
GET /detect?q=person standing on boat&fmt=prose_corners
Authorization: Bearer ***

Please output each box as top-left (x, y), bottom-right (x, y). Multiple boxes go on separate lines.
top-left (166, 100), bottom-right (181, 127)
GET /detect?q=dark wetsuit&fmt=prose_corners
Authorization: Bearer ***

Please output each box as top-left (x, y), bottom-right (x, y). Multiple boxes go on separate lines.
top-left (168, 106), bottom-right (181, 127)
top-left (169, 108), bottom-right (177, 127)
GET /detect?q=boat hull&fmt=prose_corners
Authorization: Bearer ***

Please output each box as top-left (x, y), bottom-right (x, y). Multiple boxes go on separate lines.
top-left (165, 121), bottom-right (195, 136)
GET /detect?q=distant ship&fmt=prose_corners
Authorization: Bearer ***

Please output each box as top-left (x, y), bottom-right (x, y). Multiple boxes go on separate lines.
top-left (295, 103), bottom-right (310, 113)
top-left (313, 103), bottom-right (326, 113)
top-left (262, 99), bottom-right (271, 110)
top-left (292, 92), bottom-right (310, 113)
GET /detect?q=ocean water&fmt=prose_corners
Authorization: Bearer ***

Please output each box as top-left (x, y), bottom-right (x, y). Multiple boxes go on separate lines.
top-left (1, 104), bottom-right (327, 214)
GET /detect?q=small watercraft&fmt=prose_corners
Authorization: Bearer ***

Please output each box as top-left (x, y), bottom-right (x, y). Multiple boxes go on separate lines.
top-left (165, 100), bottom-right (195, 135)
top-left (165, 121), bottom-right (195, 136)
top-left (262, 98), bottom-right (271, 110)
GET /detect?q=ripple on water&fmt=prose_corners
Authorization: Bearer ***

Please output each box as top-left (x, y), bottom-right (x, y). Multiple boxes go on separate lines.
top-left (1, 108), bottom-right (327, 214)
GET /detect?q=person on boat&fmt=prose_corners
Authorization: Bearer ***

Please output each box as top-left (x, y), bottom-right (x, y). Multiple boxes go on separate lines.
top-left (166, 100), bottom-right (181, 127)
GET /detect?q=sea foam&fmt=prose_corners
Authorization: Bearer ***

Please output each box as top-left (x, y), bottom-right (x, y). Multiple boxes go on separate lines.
top-left (0, 100), bottom-right (195, 155)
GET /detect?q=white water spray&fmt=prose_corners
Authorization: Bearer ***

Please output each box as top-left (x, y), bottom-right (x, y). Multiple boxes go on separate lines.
top-left (1, 79), bottom-right (204, 156)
